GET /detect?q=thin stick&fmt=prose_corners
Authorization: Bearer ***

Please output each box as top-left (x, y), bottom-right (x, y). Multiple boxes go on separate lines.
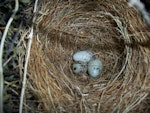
top-left (0, 0), bottom-right (19, 113)
top-left (19, 0), bottom-right (38, 113)
top-left (19, 26), bottom-right (33, 113)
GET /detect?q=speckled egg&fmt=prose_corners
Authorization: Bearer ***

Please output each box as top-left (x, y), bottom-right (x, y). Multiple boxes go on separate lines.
top-left (87, 59), bottom-right (103, 77)
top-left (72, 63), bottom-right (87, 74)
top-left (73, 51), bottom-right (93, 63)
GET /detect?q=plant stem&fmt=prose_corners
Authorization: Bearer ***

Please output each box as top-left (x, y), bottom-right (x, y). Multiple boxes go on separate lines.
top-left (0, 0), bottom-right (19, 113)
top-left (19, 0), bottom-right (38, 113)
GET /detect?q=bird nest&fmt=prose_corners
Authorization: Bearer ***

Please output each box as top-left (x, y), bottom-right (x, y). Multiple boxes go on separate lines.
top-left (27, 0), bottom-right (150, 112)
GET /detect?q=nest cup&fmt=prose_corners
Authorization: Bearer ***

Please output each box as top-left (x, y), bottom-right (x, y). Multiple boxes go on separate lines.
top-left (28, 0), bottom-right (150, 112)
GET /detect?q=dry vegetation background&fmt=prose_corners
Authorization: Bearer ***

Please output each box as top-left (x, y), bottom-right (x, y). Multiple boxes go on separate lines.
top-left (1, 0), bottom-right (150, 113)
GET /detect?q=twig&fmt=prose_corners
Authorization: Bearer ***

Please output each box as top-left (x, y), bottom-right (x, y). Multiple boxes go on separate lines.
top-left (19, 0), bottom-right (38, 113)
top-left (19, 26), bottom-right (33, 113)
top-left (0, 0), bottom-right (19, 113)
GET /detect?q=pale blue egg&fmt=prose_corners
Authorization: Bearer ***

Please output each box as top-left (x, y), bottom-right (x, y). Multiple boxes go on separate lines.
top-left (72, 63), bottom-right (87, 74)
top-left (88, 59), bottom-right (103, 77)
top-left (73, 51), bottom-right (93, 63)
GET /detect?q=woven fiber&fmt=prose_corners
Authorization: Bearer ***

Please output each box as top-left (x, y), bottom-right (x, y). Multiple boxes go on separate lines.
top-left (28, 0), bottom-right (150, 112)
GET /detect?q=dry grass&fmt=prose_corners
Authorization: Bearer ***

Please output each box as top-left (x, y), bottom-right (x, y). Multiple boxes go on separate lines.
top-left (23, 0), bottom-right (150, 112)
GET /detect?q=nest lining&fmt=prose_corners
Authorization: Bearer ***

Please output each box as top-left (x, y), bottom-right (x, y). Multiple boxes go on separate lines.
top-left (27, 0), bottom-right (150, 113)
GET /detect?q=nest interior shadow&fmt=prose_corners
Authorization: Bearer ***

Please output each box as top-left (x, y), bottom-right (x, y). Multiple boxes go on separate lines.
top-left (27, 0), bottom-right (150, 113)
